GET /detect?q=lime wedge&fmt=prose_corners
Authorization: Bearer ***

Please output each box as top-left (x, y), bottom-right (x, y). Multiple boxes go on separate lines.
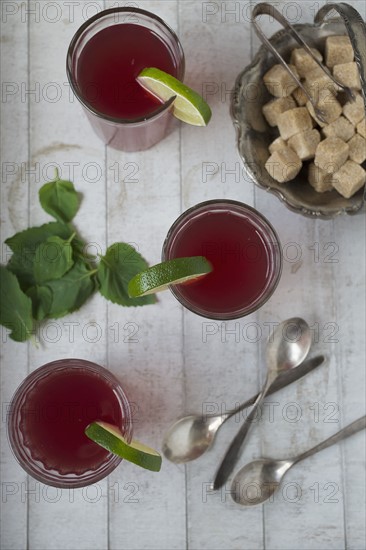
top-left (85, 421), bottom-right (162, 472)
top-left (137, 67), bottom-right (212, 126)
top-left (128, 256), bottom-right (212, 297)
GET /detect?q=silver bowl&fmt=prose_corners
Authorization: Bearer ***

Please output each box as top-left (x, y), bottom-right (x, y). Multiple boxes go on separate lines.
top-left (232, 17), bottom-right (366, 218)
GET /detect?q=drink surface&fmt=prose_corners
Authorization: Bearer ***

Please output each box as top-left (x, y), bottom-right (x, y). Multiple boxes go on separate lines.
top-left (19, 367), bottom-right (124, 475)
top-left (169, 210), bottom-right (271, 315)
top-left (77, 23), bottom-right (178, 118)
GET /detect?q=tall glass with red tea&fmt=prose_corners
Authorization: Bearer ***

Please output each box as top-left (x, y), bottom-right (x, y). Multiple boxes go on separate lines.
top-left (7, 359), bottom-right (133, 488)
top-left (67, 8), bottom-right (185, 151)
top-left (162, 200), bottom-right (283, 320)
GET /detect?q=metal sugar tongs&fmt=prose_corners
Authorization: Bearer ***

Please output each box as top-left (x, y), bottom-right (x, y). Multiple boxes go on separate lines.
top-left (251, 2), bottom-right (358, 123)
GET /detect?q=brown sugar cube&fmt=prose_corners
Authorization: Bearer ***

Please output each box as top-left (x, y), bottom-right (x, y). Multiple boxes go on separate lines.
top-left (325, 35), bottom-right (354, 68)
top-left (265, 147), bottom-right (302, 183)
top-left (308, 163), bottom-right (334, 192)
top-left (288, 129), bottom-right (321, 160)
top-left (348, 134), bottom-right (366, 164)
top-left (269, 137), bottom-right (287, 154)
top-left (263, 64), bottom-right (299, 97)
top-left (290, 47), bottom-right (323, 78)
top-left (292, 86), bottom-right (308, 106)
top-left (262, 97), bottom-right (296, 127)
top-left (356, 118), bottom-right (366, 138)
top-left (333, 62), bottom-right (361, 91)
top-left (322, 116), bottom-right (355, 141)
top-left (314, 137), bottom-right (349, 173)
top-left (277, 107), bottom-right (313, 140)
top-left (343, 93), bottom-right (365, 125)
top-left (306, 88), bottom-right (342, 127)
top-left (304, 67), bottom-right (338, 100)
top-left (332, 160), bottom-right (366, 198)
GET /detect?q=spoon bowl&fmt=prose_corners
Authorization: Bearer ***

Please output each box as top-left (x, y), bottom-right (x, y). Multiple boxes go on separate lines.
top-left (231, 459), bottom-right (292, 505)
top-left (266, 317), bottom-right (312, 377)
top-left (231, 416), bottom-right (366, 506)
top-left (162, 415), bottom-right (224, 462)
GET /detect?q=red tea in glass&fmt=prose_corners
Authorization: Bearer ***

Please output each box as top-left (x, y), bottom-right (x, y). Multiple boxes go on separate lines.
top-left (7, 359), bottom-right (133, 488)
top-left (67, 8), bottom-right (185, 151)
top-left (162, 200), bottom-right (282, 319)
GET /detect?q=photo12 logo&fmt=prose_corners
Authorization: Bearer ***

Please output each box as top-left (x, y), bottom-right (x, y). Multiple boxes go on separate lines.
top-left (201, 2), bottom-right (320, 24)
top-left (1, 161), bottom-right (139, 185)
top-left (1, 2), bottom-right (141, 24)
top-left (1, 320), bottom-right (140, 345)
top-left (201, 400), bottom-right (340, 424)
top-left (201, 320), bottom-right (339, 344)
top-left (1, 480), bottom-right (140, 504)
top-left (201, 480), bottom-right (340, 504)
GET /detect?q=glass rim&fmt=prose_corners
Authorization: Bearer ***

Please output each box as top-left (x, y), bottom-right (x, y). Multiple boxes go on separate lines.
top-left (162, 199), bottom-right (283, 320)
top-left (7, 359), bottom-right (133, 489)
top-left (66, 6), bottom-right (185, 125)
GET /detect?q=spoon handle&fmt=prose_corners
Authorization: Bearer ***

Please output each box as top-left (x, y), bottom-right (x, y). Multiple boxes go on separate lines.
top-left (213, 376), bottom-right (272, 490)
top-left (212, 356), bottom-right (326, 489)
top-left (212, 355), bottom-right (325, 490)
top-left (222, 355), bottom-right (325, 421)
top-left (294, 416), bottom-right (366, 464)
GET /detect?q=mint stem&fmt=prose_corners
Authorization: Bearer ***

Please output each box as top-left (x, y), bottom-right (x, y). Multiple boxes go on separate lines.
top-left (66, 232), bottom-right (76, 244)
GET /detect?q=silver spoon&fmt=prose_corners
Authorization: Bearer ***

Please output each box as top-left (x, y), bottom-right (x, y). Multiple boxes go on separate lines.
top-left (231, 415), bottom-right (366, 506)
top-left (162, 354), bottom-right (324, 463)
top-left (212, 317), bottom-right (312, 490)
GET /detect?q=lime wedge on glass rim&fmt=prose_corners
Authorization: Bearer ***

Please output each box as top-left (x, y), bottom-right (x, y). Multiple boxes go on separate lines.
top-left (85, 421), bottom-right (162, 472)
top-left (128, 256), bottom-right (212, 298)
top-left (137, 68), bottom-right (212, 126)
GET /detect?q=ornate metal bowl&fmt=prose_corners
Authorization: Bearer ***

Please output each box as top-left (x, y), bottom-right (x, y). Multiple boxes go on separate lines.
top-left (232, 8), bottom-right (366, 218)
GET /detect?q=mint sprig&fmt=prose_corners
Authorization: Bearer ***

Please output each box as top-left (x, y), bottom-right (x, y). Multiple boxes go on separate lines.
top-left (1, 175), bottom-right (155, 342)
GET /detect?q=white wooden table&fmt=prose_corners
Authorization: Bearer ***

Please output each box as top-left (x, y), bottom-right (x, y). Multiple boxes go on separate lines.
top-left (1, 1), bottom-right (365, 549)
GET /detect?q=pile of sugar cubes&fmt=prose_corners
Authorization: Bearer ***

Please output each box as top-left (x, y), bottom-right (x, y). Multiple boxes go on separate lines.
top-left (263, 35), bottom-right (366, 199)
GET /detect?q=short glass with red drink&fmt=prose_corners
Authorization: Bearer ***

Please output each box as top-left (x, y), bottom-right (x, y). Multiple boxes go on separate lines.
top-left (162, 200), bottom-right (282, 320)
top-left (67, 7), bottom-right (185, 151)
top-left (7, 359), bottom-right (133, 488)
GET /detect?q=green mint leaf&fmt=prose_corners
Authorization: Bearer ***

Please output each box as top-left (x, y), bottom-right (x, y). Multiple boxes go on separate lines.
top-left (5, 222), bottom-right (74, 253)
top-left (5, 223), bottom-right (74, 291)
top-left (34, 236), bottom-right (74, 284)
top-left (39, 177), bottom-right (80, 223)
top-left (97, 243), bottom-right (156, 307)
top-left (26, 286), bottom-right (53, 321)
top-left (45, 258), bottom-right (96, 318)
top-left (71, 235), bottom-right (88, 259)
top-left (0, 266), bottom-right (33, 342)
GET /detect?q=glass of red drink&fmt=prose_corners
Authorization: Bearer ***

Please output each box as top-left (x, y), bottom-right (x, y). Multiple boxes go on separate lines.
top-left (7, 359), bottom-right (133, 488)
top-left (162, 200), bottom-right (282, 320)
top-left (66, 8), bottom-right (185, 151)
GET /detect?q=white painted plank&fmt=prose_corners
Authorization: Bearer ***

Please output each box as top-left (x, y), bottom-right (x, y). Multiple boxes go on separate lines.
top-left (179, 2), bottom-right (264, 549)
top-left (0, 2), bottom-right (29, 549)
top-left (24, 2), bottom-right (109, 549)
top-left (333, 213), bottom-right (366, 550)
top-left (104, 1), bottom-right (186, 549)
